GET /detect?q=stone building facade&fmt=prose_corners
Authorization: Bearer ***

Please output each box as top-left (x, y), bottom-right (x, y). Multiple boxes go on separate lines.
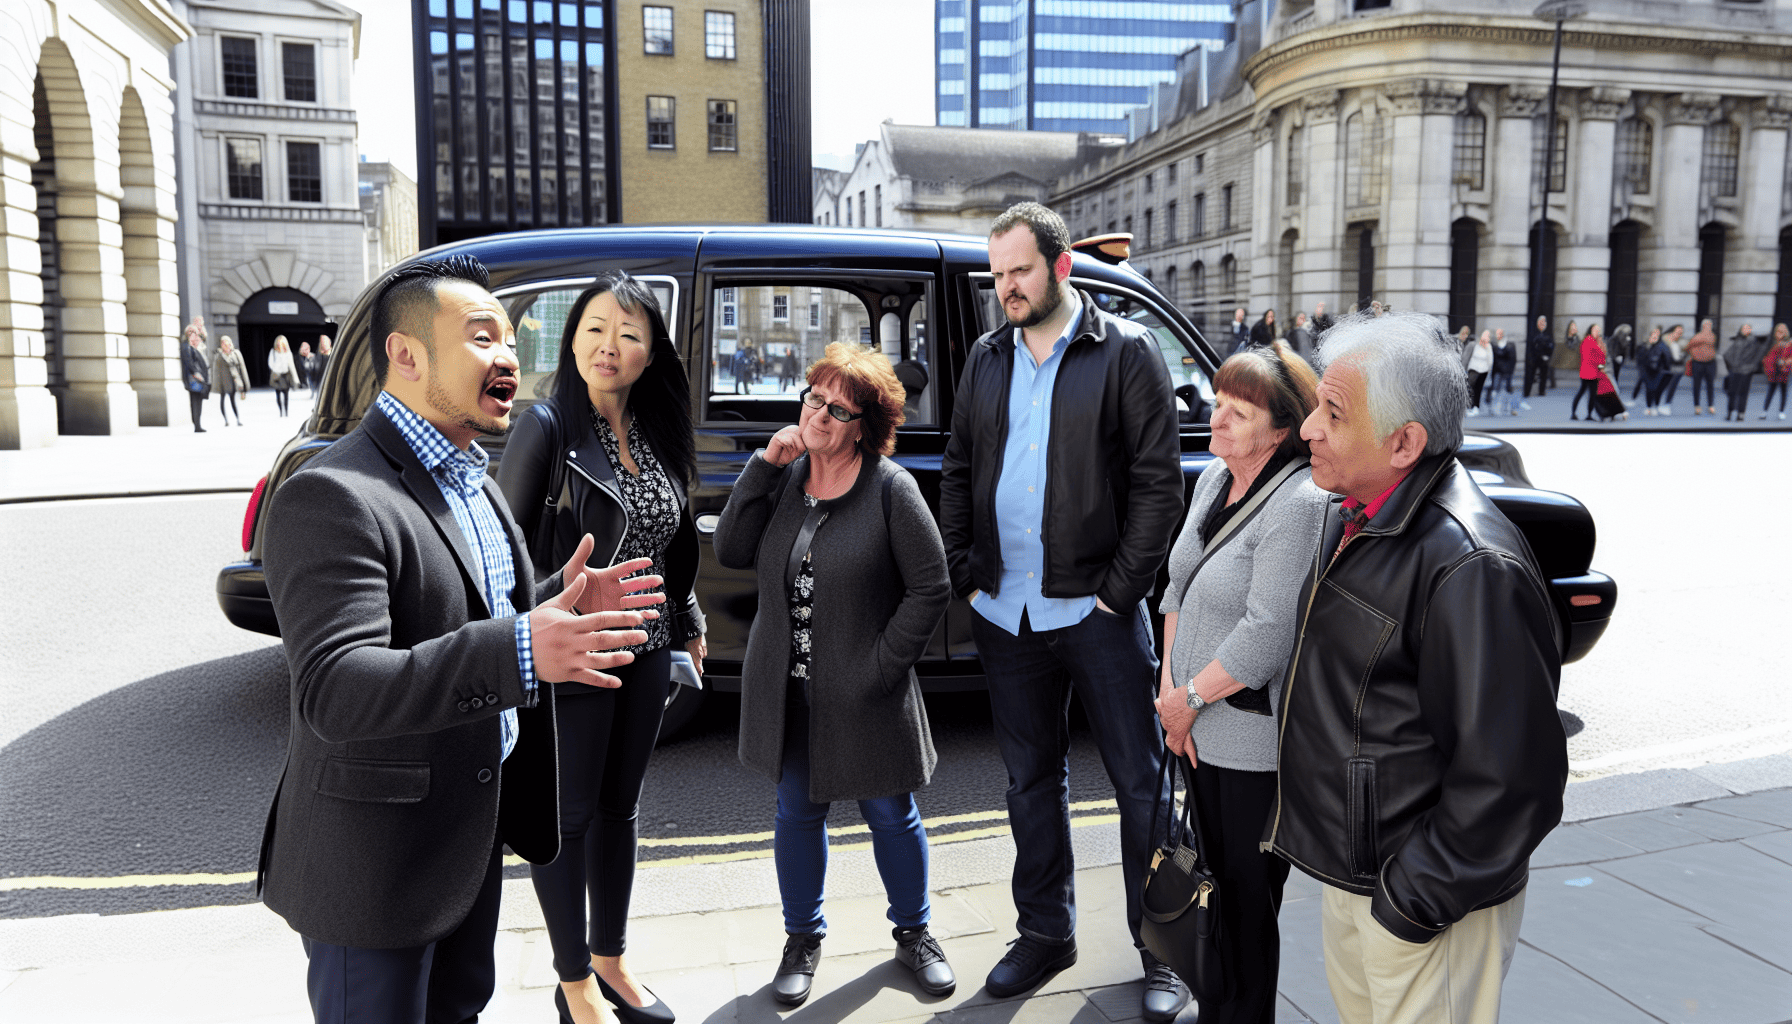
top-left (1053, 0), bottom-right (1792, 354)
top-left (1, 0), bottom-right (189, 448)
top-left (360, 161), bottom-right (419, 280)
top-left (170, 0), bottom-right (363, 388)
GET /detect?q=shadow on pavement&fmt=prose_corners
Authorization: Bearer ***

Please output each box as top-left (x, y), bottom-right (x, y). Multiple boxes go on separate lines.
top-left (0, 645), bottom-right (290, 918)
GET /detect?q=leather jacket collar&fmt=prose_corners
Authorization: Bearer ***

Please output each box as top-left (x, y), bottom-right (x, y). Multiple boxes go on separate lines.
top-left (982, 288), bottom-right (1108, 359)
top-left (1354, 452), bottom-right (1457, 541)
top-left (565, 408), bottom-right (690, 511)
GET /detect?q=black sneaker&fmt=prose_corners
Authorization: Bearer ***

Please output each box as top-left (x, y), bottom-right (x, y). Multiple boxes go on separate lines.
top-left (772, 932), bottom-right (824, 1006)
top-left (894, 925), bottom-right (956, 997)
top-left (984, 935), bottom-right (1077, 998)
top-left (1140, 950), bottom-right (1190, 1023)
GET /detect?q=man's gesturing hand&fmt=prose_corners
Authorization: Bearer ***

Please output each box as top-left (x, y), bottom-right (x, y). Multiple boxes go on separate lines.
top-left (530, 572), bottom-right (649, 687)
top-left (560, 534), bottom-right (667, 618)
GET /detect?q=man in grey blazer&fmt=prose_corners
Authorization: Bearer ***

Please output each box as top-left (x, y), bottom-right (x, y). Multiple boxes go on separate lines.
top-left (258, 255), bottom-right (662, 1024)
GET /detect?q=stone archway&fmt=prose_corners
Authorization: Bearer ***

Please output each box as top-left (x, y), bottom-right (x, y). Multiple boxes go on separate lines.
top-left (118, 86), bottom-right (181, 427)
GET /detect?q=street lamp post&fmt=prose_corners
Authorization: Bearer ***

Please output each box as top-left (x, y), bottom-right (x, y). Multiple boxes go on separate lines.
top-left (1530, 1), bottom-right (1587, 326)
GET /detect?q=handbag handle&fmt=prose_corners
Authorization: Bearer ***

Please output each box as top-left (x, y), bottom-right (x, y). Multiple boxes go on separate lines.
top-left (1147, 748), bottom-right (1212, 872)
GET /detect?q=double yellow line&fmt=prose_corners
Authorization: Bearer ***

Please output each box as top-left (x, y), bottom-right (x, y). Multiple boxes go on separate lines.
top-left (0, 801), bottom-right (1121, 893)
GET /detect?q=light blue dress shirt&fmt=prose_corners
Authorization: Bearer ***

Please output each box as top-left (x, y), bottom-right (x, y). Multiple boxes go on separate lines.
top-left (377, 391), bottom-right (536, 761)
top-left (972, 305), bottom-right (1098, 636)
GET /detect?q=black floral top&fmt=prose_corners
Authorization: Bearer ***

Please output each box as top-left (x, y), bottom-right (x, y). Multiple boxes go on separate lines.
top-left (593, 408), bottom-right (678, 654)
top-left (787, 494), bottom-right (821, 704)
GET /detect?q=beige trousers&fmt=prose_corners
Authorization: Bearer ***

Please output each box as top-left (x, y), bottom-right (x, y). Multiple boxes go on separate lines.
top-left (1320, 884), bottom-right (1525, 1024)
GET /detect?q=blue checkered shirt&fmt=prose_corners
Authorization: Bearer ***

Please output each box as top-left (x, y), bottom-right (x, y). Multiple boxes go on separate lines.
top-left (377, 391), bottom-right (536, 761)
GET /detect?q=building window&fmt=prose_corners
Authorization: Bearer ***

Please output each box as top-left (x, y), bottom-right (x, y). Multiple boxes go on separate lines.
top-left (1145, 171), bottom-right (1155, 193)
top-left (1346, 110), bottom-right (1385, 206)
top-left (1453, 111), bottom-right (1485, 190)
top-left (1124, 214), bottom-right (1133, 239)
top-left (1221, 254), bottom-right (1237, 295)
top-left (708, 99), bottom-right (737, 151)
top-left (809, 299), bottom-right (820, 328)
top-left (1703, 121), bottom-right (1740, 199)
top-left (773, 294), bottom-right (790, 321)
top-left (647, 96), bottom-right (675, 149)
top-left (282, 42), bottom-right (316, 103)
top-left (221, 36), bottom-right (258, 99)
top-left (1221, 185), bottom-right (1234, 231)
top-left (1168, 162), bottom-right (1178, 187)
top-left (720, 287), bottom-right (737, 327)
top-left (705, 11), bottom-right (736, 59)
top-left (286, 141), bottom-right (322, 203)
top-left (1191, 261), bottom-right (1206, 303)
top-left (859, 191), bottom-right (866, 225)
top-left (1532, 116), bottom-right (1568, 194)
top-left (1194, 153), bottom-right (1205, 175)
top-left (226, 137), bottom-right (263, 199)
top-left (1193, 193), bottom-right (1205, 237)
top-left (1143, 208), bottom-right (1154, 248)
top-left (874, 185), bottom-right (882, 226)
top-left (1287, 126), bottom-right (1304, 205)
top-left (1166, 200), bottom-right (1177, 244)
top-left (1616, 117), bottom-right (1652, 195)
top-left (643, 6), bottom-right (673, 54)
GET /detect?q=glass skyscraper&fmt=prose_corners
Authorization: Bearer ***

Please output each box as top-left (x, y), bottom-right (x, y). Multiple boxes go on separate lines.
top-left (936, 1), bottom-right (1232, 134)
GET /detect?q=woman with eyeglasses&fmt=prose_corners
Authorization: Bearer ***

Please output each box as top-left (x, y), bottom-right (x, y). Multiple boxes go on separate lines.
top-left (713, 343), bottom-right (955, 1007)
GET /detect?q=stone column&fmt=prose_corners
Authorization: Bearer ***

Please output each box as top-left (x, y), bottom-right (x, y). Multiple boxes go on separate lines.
top-left (1639, 93), bottom-right (1719, 334)
top-left (54, 180), bottom-right (138, 436)
top-left (1381, 79), bottom-right (1463, 320)
top-left (1249, 114), bottom-right (1278, 318)
top-left (1557, 88), bottom-right (1625, 333)
top-left (121, 87), bottom-right (183, 427)
top-left (0, 92), bottom-right (56, 449)
top-left (1293, 90), bottom-right (1341, 317)
top-left (1722, 96), bottom-right (1792, 336)
top-left (1488, 86), bottom-right (1547, 359)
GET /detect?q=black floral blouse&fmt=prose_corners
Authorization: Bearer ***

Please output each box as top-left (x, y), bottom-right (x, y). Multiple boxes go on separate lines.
top-left (787, 494), bottom-right (821, 704)
top-left (593, 408), bottom-right (678, 654)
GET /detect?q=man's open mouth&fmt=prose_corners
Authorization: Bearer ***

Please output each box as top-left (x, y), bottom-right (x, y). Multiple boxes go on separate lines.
top-left (484, 378), bottom-right (518, 402)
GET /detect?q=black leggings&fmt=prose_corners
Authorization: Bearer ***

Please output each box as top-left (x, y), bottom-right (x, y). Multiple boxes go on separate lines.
top-left (187, 392), bottom-right (205, 430)
top-left (1571, 379), bottom-right (1599, 418)
top-left (1767, 381), bottom-right (1788, 412)
top-left (274, 388), bottom-right (290, 415)
top-left (218, 392), bottom-right (239, 421)
top-left (1188, 762), bottom-right (1289, 1024)
top-left (531, 645), bottom-right (672, 980)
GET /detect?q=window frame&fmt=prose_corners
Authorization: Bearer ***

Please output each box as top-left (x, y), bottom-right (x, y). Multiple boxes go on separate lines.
top-left (646, 95), bottom-right (676, 150)
top-left (280, 40), bottom-right (318, 104)
top-left (225, 135), bottom-right (265, 201)
top-left (643, 5), bottom-right (674, 55)
top-left (285, 139), bottom-right (323, 204)
top-left (707, 99), bottom-right (738, 152)
top-left (220, 34), bottom-right (259, 99)
top-left (704, 10), bottom-right (736, 60)
top-left (1452, 111), bottom-right (1486, 190)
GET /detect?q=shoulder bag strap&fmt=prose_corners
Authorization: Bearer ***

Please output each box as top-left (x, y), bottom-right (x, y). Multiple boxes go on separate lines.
top-left (1167, 458), bottom-right (1308, 614)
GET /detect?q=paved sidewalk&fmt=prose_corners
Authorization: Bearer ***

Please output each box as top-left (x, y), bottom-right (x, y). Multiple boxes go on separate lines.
top-left (4, 756), bottom-right (1791, 1024)
top-left (1465, 372), bottom-right (1791, 433)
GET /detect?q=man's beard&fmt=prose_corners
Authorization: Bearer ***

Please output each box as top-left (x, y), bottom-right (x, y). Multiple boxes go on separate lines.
top-left (1005, 277), bottom-right (1065, 329)
top-left (426, 369), bottom-right (510, 438)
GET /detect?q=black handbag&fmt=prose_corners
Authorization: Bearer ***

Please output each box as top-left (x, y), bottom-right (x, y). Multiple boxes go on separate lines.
top-left (1139, 750), bottom-right (1231, 1005)
top-left (528, 401), bottom-right (570, 575)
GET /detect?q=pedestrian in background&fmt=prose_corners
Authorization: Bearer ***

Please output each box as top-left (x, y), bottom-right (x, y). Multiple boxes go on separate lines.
top-left (1762, 324), bottom-right (1791, 420)
top-left (1722, 324), bottom-right (1767, 422)
top-left (1522, 315), bottom-right (1553, 405)
top-left (1550, 319), bottom-right (1580, 391)
top-left (498, 273), bottom-right (707, 1024)
top-left (181, 328), bottom-right (210, 433)
top-left (713, 344), bottom-right (955, 1007)
top-left (1659, 324), bottom-right (1687, 412)
top-left (298, 341), bottom-right (316, 396)
top-left (778, 345), bottom-right (800, 392)
top-left (1153, 342), bottom-right (1328, 1024)
top-left (1250, 309), bottom-right (1277, 349)
top-left (1608, 324), bottom-right (1633, 388)
top-left (183, 314), bottom-right (208, 351)
top-left (1465, 329), bottom-right (1493, 418)
top-left (268, 335), bottom-right (301, 417)
top-left (940, 202), bottom-right (1186, 1021)
top-left (1688, 319), bottom-right (1720, 415)
top-left (1490, 329), bottom-right (1518, 416)
top-left (212, 335), bottom-right (248, 426)
top-left (1287, 311), bottom-right (1315, 357)
top-left (1311, 301), bottom-right (1334, 335)
top-left (315, 336), bottom-right (333, 393)
top-left (1639, 327), bottom-right (1670, 416)
top-left (1571, 323), bottom-right (1607, 421)
top-left (1229, 307), bottom-right (1251, 355)
top-left (1454, 325), bottom-right (1472, 357)
top-left (1277, 311), bottom-right (1567, 1024)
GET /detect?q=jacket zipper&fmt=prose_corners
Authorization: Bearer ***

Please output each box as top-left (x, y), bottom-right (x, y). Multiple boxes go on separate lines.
top-left (565, 455), bottom-right (629, 566)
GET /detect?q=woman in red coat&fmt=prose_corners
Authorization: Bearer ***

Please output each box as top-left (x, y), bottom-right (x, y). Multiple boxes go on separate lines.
top-left (1763, 323), bottom-right (1791, 420)
top-left (1571, 323), bottom-right (1608, 420)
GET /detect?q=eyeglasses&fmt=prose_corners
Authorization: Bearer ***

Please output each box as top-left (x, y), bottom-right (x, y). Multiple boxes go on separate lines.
top-left (800, 386), bottom-right (864, 423)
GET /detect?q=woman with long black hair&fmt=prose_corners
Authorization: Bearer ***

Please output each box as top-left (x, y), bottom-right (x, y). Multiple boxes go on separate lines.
top-left (499, 272), bottom-right (705, 1024)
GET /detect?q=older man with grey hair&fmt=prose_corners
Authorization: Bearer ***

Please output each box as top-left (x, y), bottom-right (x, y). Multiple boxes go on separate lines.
top-left (1265, 311), bottom-right (1567, 1024)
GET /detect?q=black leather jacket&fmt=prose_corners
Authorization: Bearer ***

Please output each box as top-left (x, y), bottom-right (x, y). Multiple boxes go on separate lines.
top-left (497, 401), bottom-right (706, 661)
top-left (1264, 453), bottom-right (1567, 943)
top-left (939, 289), bottom-right (1182, 612)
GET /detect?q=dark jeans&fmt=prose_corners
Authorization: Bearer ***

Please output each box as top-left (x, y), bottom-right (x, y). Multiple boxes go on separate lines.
top-left (1464, 370), bottom-right (1487, 409)
top-left (1644, 371), bottom-right (1670, 407)
top-left (774, 699), bottom-right (930, 935)
top-left (303, 843), bottom-right (502, 1024)
top-left (1725, 373), bottom-right (1753, 416)
top-left (1188, 762), bottom-right (1289, 1024)
top-left (187, 391), bottom-right (205, 430)
top-left (1660, 369), bottom-right (1683, 404)
top-left (1523, 359), bottom-right (1549, 397)
top-left (1690, 361), bottom-right (1718, 407)
top-left (1570, 379), bottom-right (1599, 418)
top-left (275, 387), bottom-right (291, 415)
top-left (1767, 381), bottom-right (1788, 412)
top-left (219, 391), bottom-right (239, 422)
top-left (530, 646), bottom-right (671, 980)
top-left (972, 602), bottom-right (1168, 946)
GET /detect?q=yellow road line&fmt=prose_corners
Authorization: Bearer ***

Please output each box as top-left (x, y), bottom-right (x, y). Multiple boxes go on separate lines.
top-left (4, 802), bottom-right (1124, 891)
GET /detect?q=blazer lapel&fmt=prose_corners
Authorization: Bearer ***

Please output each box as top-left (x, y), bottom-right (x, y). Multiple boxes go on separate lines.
top-left (363, 403), bottom-right (494, 618)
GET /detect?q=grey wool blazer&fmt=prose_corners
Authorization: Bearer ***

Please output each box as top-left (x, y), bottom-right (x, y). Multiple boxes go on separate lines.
top-left (256, 401), bottom-right (564, 950)
top-left (713, 452), bottom-right (950, 803)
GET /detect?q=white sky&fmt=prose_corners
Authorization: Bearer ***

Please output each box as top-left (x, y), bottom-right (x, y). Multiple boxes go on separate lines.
top-left (348, 0), bottom-right (936, 181)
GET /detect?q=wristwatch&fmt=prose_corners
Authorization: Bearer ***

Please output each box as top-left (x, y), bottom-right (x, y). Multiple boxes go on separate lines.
top-left (1184, 687), bottom-right (1207, 711)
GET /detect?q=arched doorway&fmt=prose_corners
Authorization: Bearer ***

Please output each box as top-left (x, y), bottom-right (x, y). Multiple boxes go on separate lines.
top-left (1448, 218), bottom-right (1480, 336)
top-left (1278, 229), bottom-right (1297, 326)
top-left (1775, 226), bottom-right (1792, 329)
top-left (1527, 220), bottom-right (1559, 323)
top-left (1605, 220), bottom-right (1641, 340)
top-left (1696, 222), bottom-right (1726, 333)
top-left (237, 288), bottom-right (333, 388)
top-left (1344, 221), bottom-right (1377, 310)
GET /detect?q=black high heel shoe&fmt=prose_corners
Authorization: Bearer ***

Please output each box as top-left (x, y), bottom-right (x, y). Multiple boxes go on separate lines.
top-left (595, 972), bottom-right (676, 1024)
top-left (554, 985), bottom-right (575, 1024)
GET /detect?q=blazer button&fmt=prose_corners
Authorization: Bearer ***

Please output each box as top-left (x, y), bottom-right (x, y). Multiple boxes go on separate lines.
top-left (469, 697), bottom-right (484, 709)
top-left (485, 693), bottom-right (499, 705)
top-left (458, 700), bottom-right (470, 712)
top-left (477, 768), bottom-right (493, 783)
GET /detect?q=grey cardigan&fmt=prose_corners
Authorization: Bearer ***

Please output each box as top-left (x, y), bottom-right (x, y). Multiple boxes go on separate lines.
top-left (1158, 459), bottom-right (1329, 772)
top-left (713, 452), bottom-right (950, 803)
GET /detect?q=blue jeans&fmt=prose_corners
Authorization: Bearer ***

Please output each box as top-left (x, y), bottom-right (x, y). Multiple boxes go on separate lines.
top-left (972, 601), bottom-right (1168, 947)
top-left (775, 701), bottom-right (930, 935)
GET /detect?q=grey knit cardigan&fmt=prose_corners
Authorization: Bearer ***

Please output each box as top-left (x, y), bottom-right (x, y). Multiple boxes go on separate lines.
top-left (713, 451), bottom-right (950, 802)
top-left (1159, 458), bottom-right (1329, 772)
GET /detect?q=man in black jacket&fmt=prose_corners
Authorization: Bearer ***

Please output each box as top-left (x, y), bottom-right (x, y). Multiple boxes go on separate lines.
top-left (1271, 311), bottom-right (1567, 1024)
top-left (940, 202), bottom-right (1185, 1019)
top-left (1522, 314), bottom-right (1553, 402)
top-left (180, 331), bottom-right (210, 432)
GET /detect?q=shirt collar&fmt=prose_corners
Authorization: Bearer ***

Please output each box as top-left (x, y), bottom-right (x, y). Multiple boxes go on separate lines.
top-left (1338, 472), bottom-right (1408, 539)
top-left (376, 390), bottom-right (489, 493)
top-left (1017, 299), bottom-right (1083, 363)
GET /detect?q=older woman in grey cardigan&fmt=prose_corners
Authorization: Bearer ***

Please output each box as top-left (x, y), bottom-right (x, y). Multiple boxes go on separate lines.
top-left (713, 343), bottom-right (954, 1007)
top-left (1152, 341), bottom-right (1328, 1024)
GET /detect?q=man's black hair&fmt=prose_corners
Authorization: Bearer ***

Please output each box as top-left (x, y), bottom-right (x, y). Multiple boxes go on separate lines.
top-left (369, 255), bottom-right (492, 385)
top-left (989, 201), bottom-right (1070, 268)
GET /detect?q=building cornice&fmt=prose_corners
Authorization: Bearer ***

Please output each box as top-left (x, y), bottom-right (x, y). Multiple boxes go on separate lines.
top-left (200, 203), bottom-right (364, 223)
top-left (116, 0), bottom-right (192, 49)
top-left (195, 99), bottom-right (357, 123)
